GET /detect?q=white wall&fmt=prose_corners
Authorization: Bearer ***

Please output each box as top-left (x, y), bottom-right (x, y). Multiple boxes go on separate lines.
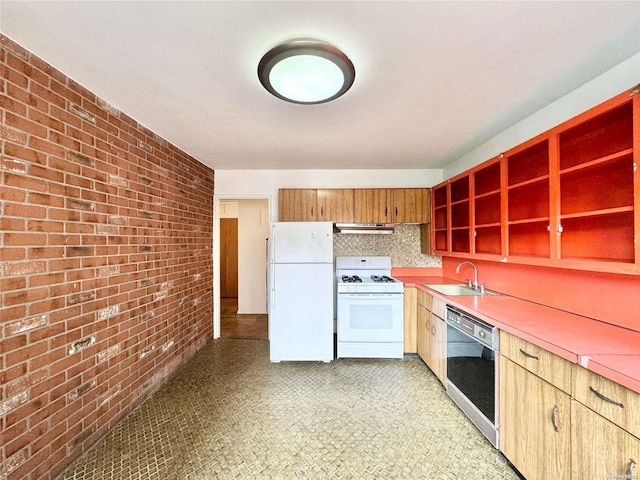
top-left (444, 51), bottom-right (640, 179)
top-left (237, 199), bottom-right (269, 314)
top-left (214, 169), bottom-right (443, 220)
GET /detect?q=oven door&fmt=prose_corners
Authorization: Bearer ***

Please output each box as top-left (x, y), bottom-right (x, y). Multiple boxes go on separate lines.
top-left (337, 292), bottom-right (403, 342)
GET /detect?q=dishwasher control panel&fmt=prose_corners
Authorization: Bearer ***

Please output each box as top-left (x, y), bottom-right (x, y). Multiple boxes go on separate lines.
top-left (446, 305), bottom-right (497, 350)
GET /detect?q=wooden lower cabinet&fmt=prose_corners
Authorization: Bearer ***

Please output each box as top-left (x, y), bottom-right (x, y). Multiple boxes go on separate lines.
top-left (499, 357), bottom-right (572, 480)
top-left (571, 399), bottom-right (640, 479)
top-left (403, 287), bottom-right (417, 353)
top-left (428, 312), bottom-right (446, 385)
top-left (416, 291), bottom-right (446, 386)
top-left (416, 300), bottom-right (429, 362)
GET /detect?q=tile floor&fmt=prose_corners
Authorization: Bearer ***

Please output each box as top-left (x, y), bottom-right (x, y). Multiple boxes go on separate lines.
top-left (60, 334), bottom-right (520, 479)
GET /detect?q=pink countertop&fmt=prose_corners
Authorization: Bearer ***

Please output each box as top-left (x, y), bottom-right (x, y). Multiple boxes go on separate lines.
top-left (394, 275), bottom-right (640, 394)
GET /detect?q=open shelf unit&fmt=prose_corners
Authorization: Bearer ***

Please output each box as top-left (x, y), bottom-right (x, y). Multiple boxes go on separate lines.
top-left (450, 176), bottom-right (470, 253)
top-left (432, 184), bottom-right (449, 252)
top-left (431, 87), bottom-right (640, 274)
top-left (473, 160), bottom-right (502, 255)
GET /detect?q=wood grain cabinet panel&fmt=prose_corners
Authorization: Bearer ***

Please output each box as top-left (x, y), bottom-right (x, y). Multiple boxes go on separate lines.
top-left (353, 189), bottom-right (392, 223)
top-left (571, 399), bottom-right (640, 480)
top-left (403, 287), bottom-right (417, 354)
top-left (500, 357), bottom-right (572, 480)
top-left (416, 290), bottom-right (446, 386)
top-left (317, 189), bottom-right (354, 223)
top-left (573, 366), bottom-right (640, 437)
top-left (500, 331), bottom-right (575, 393)
top-left (278, 189), bottom-right (317, 221)
top-left (391, 188), bottom-right (430, 223)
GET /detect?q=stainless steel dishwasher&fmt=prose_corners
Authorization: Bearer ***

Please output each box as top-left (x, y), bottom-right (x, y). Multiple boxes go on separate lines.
top-left (445, 305), bottom-right (499, 448)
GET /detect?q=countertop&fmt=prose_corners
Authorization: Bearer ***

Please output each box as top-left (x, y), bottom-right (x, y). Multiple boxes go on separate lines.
top-left (395, 275), bottom-right (640, 394)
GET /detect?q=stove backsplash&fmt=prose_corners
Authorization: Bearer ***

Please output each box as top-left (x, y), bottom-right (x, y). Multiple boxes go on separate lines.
top-left (333, 224), bottom-right (442, 268)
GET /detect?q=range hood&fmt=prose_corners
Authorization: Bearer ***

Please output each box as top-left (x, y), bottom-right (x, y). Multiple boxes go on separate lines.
top-left (334, 223), bottom-right (395, 235)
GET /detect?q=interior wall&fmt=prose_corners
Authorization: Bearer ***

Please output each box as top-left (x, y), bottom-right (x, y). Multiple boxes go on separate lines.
top-left (442, 257), bottom-right (640, 333)
top-left (444, 51), bottom-right (640, 178)
top-left (0, 36), bottom-right (214, 479)
top-left (237, 199), bottom-right (269, 314)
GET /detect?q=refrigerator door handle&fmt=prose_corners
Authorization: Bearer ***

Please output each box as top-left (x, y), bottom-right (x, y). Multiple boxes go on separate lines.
top-left (271, 263), bottom-right (276, 309)
top-left (265, 237), bottom-right (269, 313)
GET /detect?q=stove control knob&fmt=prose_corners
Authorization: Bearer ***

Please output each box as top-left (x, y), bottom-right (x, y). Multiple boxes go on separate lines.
top-left (479, 330), bottom-right (486, 338)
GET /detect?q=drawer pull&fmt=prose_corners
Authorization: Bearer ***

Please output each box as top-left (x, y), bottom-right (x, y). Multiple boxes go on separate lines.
top-left (589, 386), bottom-right (625, 408)
top-left (626, 459), bottom-right (636, 477)
top-left (551, 405), bottom-right (560, 432)
top-left (519, 348), bottom-right (539, 360)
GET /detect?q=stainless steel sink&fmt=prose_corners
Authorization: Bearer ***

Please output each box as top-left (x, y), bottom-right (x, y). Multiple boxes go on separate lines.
top-left (424, 284), bottom-right (500, 296)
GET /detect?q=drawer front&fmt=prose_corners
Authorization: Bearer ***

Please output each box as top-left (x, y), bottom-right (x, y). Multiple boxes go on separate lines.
top-left (417, 290), bottom-right (433, 312)
top-left (500, 331), bottom-right (574, 393)
top-left (574, 366), bottom-right (640, 437)
top-left (418, 289), bottom-right (446, 319)
top-left (431, 296), bottom-right (446, 319)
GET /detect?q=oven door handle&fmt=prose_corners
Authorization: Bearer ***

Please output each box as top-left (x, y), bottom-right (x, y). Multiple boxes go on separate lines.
top-left (338, 293), bottom-right (402, 299)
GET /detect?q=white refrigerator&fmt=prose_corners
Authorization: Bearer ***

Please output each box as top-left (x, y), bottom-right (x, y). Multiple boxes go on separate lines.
top-left (269, 222), bottom-right (334, 362)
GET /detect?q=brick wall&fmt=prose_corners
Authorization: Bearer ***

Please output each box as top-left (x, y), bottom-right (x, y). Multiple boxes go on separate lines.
top-left (1, 35), bottom-right (215, 479)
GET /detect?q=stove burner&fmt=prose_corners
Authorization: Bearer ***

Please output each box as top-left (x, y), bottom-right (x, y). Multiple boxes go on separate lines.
top-left (371, 275), bottom-right (396, 283)
top-left (341, 275), bottom-right (362, 283)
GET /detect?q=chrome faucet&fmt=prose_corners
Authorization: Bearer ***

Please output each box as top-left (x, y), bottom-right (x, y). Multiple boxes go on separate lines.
top-left (456, 261), bottom-right (483, 292)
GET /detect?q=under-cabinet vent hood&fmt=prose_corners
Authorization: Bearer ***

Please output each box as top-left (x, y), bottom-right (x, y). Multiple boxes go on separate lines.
top-left (334, 223), bottom-right (395, 235)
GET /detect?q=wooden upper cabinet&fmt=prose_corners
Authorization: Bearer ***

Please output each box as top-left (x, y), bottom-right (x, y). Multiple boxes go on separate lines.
top-left (391, 188), bottom-right (430, 223)
top-left (280, 187), bottom-right (431, 224)
top-left (353, 188), bottom-right (431, 224)
top-left (353, 189), bottom-right (392, 223)
top-left (278, 189), bottom-right (317, 221)
top-left (317, 189), bottom-right (354, 223)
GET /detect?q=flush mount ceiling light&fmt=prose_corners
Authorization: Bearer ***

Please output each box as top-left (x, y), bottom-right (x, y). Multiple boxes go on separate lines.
top-left (258, 39), bottom-right (355, 105)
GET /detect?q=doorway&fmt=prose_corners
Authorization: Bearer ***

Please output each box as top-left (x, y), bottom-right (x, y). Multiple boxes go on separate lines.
top-left (216, 199), bottom-right (269, 340)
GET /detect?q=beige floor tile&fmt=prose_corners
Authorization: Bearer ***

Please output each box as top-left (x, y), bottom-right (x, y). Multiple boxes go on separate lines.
top-left (60, 338), bottom-right (519, 479)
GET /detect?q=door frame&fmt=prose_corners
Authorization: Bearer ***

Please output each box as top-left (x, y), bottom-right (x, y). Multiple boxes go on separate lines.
top-left (213, 195), bottom-right (271, 339)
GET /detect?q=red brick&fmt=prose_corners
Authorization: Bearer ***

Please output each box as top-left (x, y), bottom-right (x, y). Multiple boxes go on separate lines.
top-left (5, 111), bottom-right (47, 138)
top-left (0, 32), bottom-right (214, 480)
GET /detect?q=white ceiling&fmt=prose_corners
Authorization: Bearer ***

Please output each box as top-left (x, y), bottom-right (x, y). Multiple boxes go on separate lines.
top-left (2, 1), bottom-right (640, 171)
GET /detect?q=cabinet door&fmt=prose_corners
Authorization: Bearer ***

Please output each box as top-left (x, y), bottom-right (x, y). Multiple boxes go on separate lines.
top-left (391, 188), bottom-right (430, 223)
top-left (317, 189), bottom-right (354, 223)
top-left (500, 357), bottom-right (572, 480)
top-left (403, 287), bottom-right (417, 353)
top-left (416, 300), bottom-right (430, 362)
top-left (429, 312), bottom-right (447, 385)
top-left (278, 189), bottom-right (317, 221)
top-left (571, 399), bottom-right (639, 480)
top-left (353, 189), bottom-right (392, 223)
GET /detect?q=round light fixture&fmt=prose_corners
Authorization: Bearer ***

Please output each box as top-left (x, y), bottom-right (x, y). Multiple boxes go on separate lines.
top-left (258, 39), bottom-right (355, 105)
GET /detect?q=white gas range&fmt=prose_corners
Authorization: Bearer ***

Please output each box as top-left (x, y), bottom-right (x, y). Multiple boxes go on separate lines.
top-left (335, 256), bottom-right (404, 359)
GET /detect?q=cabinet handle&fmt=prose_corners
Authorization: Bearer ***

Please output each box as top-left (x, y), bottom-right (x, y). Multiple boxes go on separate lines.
top-left (519, 348), bottom-right (539, 360)
top-left (385, 206), bottom-right (388, 217)
top-left (320, 206), bottom-right (324, 217)
top-left (589, 386), bottom-right (625, 408)
top-left (551, 405), bottom-right (560, 432)
top-left (311, 206), bottom-right (314, 217)
top-left (626, 459), bottom-right (636, 477)
top-left (431, 325), bottom-right (436, 336)
top-left (395, 207), bottom-right (398, 217)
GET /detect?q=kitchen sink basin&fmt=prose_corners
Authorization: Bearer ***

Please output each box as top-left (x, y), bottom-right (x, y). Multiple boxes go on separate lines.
top-left (424, 284), bottom-right (500, 296)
